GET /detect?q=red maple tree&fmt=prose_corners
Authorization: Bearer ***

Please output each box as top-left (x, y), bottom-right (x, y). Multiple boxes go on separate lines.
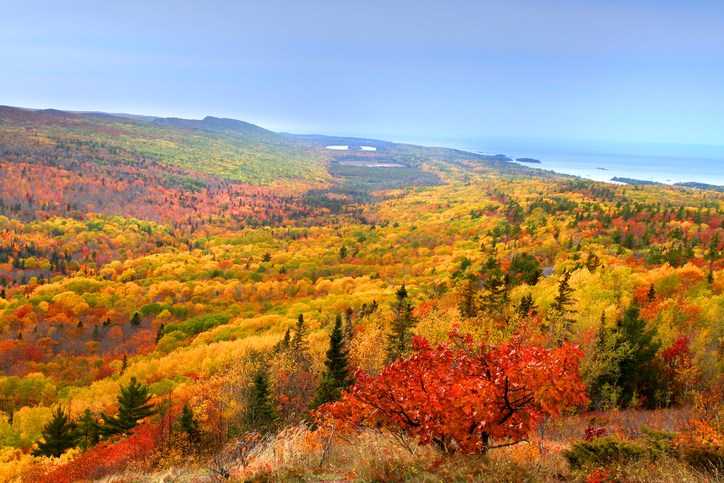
top-left (319, 330), bottom-right (588, 454)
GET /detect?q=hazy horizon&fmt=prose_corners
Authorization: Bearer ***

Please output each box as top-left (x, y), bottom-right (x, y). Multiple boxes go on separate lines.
top-left (2, 1), bottom-right (724, 146)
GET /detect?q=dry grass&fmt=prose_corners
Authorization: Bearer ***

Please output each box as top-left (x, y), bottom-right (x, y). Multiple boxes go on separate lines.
top-left (92, 408), bottom-right (721, 482)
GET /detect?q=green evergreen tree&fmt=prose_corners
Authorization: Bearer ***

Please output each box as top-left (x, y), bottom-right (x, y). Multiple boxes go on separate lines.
top-left (291, 314), bottom-right (307, 353)
top-left (458, 277), bottom-right (479, 318)
top-left (480, 273), bottom-right (509, 316)
top-left (508, 252), bottom-right (542, 286)
top-left (386, 284), bottom-right (417, 362)
top-left (344, 307), bottom-right (354, 341)
top-left (515, 293), bottom-right (536, 319)
top-left (290, 314), bottom-right (313, 368)
top-left (177, 403), bottom-right (202, 446)
top-left (647, 284), bottom-right (656, 303)
top-left (97, 376), bottom-right (157, 438)
top-left (584, 313), bottom-right (631, 410)
top-left (549, 269), bottom-right (577, 345)
top-left (130, 312), bottom-right (141, 327)
top-left (243, 368), bottom-right (279, 432)
top-left (616, 304), bottom-right (662, 407)
top-left (311, 314), bottom-right (354, 409)
top-left (77, 408), bottom-right (100, 450)
top-left (274, 328), bottom-right (291, 353)
top-left (32, 405), bottom-right (79, 457)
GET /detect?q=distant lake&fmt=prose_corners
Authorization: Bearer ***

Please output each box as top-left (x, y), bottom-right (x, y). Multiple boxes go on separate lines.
top-left (401, 136), bottom-right (724, 186)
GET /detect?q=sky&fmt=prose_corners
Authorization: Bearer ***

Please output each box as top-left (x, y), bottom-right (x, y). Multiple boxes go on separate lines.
top-left (2, 0), bottom-right (724, 145)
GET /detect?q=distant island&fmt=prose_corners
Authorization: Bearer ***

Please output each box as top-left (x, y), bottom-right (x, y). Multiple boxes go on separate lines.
top-left (611, 177), bottom-right (659, 186)
top-left (515, 157), bottom-right (541, 164)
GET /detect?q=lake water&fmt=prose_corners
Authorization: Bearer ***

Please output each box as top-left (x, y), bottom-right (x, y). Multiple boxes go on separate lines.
top-left (401, 136), bottom-right (724, 187)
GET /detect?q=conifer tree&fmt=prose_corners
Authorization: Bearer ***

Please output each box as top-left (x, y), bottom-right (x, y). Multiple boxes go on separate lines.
top-left (77, 408), bottom-right (100, 450)
top-left (274, 328), bottom-right (291, 353)
top-left (311, 314), bottom-right (354, 409)
top-left (550, 269), bottom-right (576, 345)
top-left (344, 307), bottom-right (354, 341)
top-left (387, 284), bottom-right (417, 362)
top-left (243, 368), bottom-right (279, 432)
top-left (291, 314), bottom-right (307, 353)
top-left (177, 403), bottom-right (202, 446)
top-left (98, 376), bottom-right (156, 438)
top-left (515, 293), bottom-right (536, 319)
top-left (616, 304), bottom-right (661, 407)
top-left (33, 405), bottom-right (79, 457)
top-left (131, 312), bottom-right (141, 327)
top-left (458, 277), bottom-right (479, 318)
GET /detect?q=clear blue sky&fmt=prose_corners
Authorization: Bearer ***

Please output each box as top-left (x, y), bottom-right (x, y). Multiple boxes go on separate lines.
top-left (2, 0), bottom-right (724, 145)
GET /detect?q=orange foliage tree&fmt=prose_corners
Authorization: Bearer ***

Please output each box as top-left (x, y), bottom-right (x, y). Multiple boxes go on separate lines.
top-left (319, 330), bottom-right (588, 454)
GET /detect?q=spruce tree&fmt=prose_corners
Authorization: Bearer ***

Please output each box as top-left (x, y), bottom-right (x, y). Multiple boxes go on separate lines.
top-left (177, 403), bottom-right (202, 446)
top-left (98, 376), bottom-right (156, 438)
top-left (550, 269), bottom-right (576, 345)
top-left (274, 328), bottom-right (291, 353)
top-left (458, 277), bottom-right (479, 318)
top-left (130, 312), bottom-right (141, 327)
top-left (33, 405), bottom-right (79, 457)
top-left (77, 408), bottom-right (100, 450)
top-left (311, 314), bottom-right (354, 409)
top-left (243, 368), bottom-right (279, 432)
top-left (515, 293), bottom-right (536, 319)
top-left (386, 284), bottom-right (417, 362)
top-left (616, 304), bottom-right (661, 407)
top-left (291, 314), bottom-right (307, 353)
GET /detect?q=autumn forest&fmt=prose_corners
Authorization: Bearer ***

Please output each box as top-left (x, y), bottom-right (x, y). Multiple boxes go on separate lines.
top-left (0, 106), bottom-right (722, 482)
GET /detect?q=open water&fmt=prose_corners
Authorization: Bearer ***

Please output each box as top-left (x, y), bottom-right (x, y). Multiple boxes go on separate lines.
top-left (404, 136), bottom-right (724, 187)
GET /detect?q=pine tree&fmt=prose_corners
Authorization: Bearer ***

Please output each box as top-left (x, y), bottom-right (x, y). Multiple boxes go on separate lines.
top-left (243, 368), bottom-right (278, 432)
top-left (585, 313), bottom-right (631, 410)
top-left (550, 269), bottom-right (576, 345)
top-left (616, 304), bottom-right (661, 407)
top-left (515, 293), bottom-right (536, 319)
top-left (344, 307), bottom-right (354, 341)
top-left (33, 405), bottom-right (79, 457)
top-left (458, 277), bottom-right (479, 318)
top-left (647, 284), bottom-right (656, 303)
top-left (131, 312), bottom-right (141, 327)
top-left (177, 403), bottom-right (202, 445)
top-left (274, 328), bottom-right (291, 353)
top-left (290, 313), bottom-right (313, 367)
top-left (311, 314), bottom-right (354, 409)
top-left (386, 284), bottom-right (417, 362)
top-left (291, 314), bottom-right (307, 353)
top-left (77, 408), bottom-right (100, 450)
top-left (98, 376), bottom-right (156, 438)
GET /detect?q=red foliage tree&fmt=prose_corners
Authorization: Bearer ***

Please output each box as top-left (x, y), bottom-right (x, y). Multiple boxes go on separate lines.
top-left (319, 330), bottom-right (588, 454)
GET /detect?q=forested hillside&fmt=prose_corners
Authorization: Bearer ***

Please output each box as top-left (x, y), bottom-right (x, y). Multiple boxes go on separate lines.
top-left (0, 108), bottom-right (722, 482)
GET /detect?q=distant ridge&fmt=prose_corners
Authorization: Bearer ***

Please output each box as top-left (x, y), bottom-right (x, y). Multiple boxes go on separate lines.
top-left (152, 115), bottom-right (273, 135)
top-left (611, 176), bottom-right (724, 192)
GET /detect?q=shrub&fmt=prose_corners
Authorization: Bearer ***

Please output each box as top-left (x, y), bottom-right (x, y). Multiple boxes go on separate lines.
top-left (564, 437), bottom-right (646, 469)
